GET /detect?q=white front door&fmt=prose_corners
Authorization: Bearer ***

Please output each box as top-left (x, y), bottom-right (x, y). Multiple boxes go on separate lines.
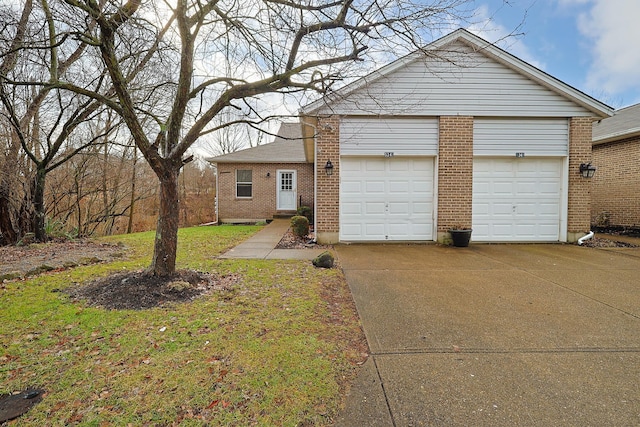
top-left (277, 170), bottom-right (297, 210)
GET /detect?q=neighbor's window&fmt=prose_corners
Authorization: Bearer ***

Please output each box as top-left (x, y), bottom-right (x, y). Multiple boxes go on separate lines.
top-left (236, 169), bottom-right (252, 198)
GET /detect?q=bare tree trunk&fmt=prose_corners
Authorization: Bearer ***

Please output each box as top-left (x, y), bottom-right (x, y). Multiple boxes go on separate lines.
top-left (0, 131), bottom-right (22, 244)
top-left (31, 167), bottom-right (47, 241)
top-left (127, 146), bottom-right (137, 234)
top-left (0, 190), bottom-right (17, 244)
top-left (150, 166), bottom-right (180, 276)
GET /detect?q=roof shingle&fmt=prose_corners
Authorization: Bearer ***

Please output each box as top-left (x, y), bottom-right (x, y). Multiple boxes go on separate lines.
top-left (207, 122), bottom-right (308, 163)
top-left (593, 103), bottom-right (640, 144)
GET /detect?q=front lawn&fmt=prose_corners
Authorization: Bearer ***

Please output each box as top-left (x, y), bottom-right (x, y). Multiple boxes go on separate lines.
top-left (0, 225), bottom-right (367, 426)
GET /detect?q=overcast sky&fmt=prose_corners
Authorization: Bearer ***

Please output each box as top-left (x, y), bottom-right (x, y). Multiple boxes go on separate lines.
top-left (471, 0), bottom-right (639, 108)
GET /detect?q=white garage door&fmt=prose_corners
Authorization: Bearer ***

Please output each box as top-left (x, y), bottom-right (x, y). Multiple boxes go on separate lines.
top-left (340, 157), bottom-right (434, 241)
top-left (473, 158), bottom-right (563, 242)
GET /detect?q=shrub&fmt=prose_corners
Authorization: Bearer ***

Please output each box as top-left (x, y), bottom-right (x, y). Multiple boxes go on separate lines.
top-left (296, 206), bottom-right (313, 223)
top-left (291, 215), bottom-right (310, 238)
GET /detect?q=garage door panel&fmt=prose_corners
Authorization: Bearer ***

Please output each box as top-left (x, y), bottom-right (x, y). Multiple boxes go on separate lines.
top-left (365, 223), bottom-right (385, 238)
top-left (342, 181), bottom-right (361, 193)
top-left (340, 223), bottom-right (362, 239)
top-left (388, 202), bottom-right (410, 215)
top-left (365, 160), bottom-right (385, 171)
top-left (365, 181), bottom-right (385, 193)
top-left (494, 182), bottom-right (515, 194)
top-left (365, 202), bottom-right (386, 215)
top-left (473, 158), bottom-right (563, 242)
top-left (412, 180), bottom-right (432, 193)
top-left (538, 203), bottom-right (561, 215)
top-left (389, 181), bottom-right (410, 194)
top-left (341, 157), bottom-right (434, 241)
top-left (412, 202), bottom-right (431, 214)
top-left (388, 160), bottom-right (411, 172)
top-left (341, 202), bottom-right (362, 215)
top-left (492, 202), bottom-right (514, 215)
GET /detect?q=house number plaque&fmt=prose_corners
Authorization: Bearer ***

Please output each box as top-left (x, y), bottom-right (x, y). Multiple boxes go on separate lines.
top-left (515, 152), bottom-right (525, 158)
top-left (384, 152), bottom-right (395, 158)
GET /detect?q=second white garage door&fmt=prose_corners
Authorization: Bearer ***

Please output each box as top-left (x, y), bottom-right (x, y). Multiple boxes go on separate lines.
top-left (473, 158), bottom-right (564, 242)
top-left (340, 157), bottom-right (434, 241)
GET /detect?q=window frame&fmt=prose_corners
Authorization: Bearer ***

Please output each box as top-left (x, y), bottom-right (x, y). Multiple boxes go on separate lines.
top-left (236, 169), bottom-right (253, 198)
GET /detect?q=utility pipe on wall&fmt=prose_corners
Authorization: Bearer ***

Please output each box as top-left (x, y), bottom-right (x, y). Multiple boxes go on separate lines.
top-left (577, 230), bottom-right (594, 245)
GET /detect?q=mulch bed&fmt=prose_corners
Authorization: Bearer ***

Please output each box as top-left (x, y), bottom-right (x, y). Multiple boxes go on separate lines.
top-left (64, 270), bottom-right (241, 310)
top-left (580, 237), bottom-right (639, 248)
top-left (275, 228), bottom-right (332, 250)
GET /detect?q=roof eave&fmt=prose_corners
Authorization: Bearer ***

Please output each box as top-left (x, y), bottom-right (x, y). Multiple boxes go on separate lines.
top-left (593, 128), bottom-right (640, 145)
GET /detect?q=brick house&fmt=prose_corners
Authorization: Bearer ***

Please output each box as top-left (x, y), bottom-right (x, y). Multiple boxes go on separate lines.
top-left (300, 28), bottom-right (613, 244)
top-left (591, 103), bottom-right (640, 229)
top-left (208, 123), bottom-right (313, 223)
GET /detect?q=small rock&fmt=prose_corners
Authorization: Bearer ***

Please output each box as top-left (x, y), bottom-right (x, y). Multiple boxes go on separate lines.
top-left (312, 251), bottom-right (334, 268)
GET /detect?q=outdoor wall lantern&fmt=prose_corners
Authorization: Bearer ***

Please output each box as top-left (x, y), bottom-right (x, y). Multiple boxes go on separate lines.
top-left (579, 163), bottom-right (596, 178)
top-left (324, 160), bottom-right (334, 176)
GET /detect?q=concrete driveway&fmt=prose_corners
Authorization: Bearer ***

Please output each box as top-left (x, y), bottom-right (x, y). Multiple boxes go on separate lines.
top-left (334, 244), bottom-right (640, 426)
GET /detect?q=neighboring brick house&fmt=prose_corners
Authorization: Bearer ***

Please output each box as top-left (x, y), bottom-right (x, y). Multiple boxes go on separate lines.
top-left (591, 103), bottom-right (640, 229)
top-left (300, 28), bottom-right (613, 244)
top-left (208, 123), bottom-right (313, 223)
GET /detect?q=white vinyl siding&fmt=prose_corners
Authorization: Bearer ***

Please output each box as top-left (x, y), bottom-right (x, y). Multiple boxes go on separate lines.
top-left (340, 118), bottom-right (438, 156)
top-left (473, 119), bottom-right (569, 156)
top-left (323, 41), bottom-right (592, 118)
top-left (340, 157), bottom-right (434, 241)
top-left (472, 158), bottom-right (563, 242)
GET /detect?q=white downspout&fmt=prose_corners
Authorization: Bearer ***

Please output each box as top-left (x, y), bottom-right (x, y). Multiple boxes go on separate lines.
top-left (577, 230), bottom-right (594, 245)
top-left (214, 163), bottom-right (219, 224)
top-left (312, 124), bottom-right (318, 243)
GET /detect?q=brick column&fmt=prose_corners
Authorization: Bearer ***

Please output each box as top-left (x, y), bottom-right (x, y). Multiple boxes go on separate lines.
top-left (316, 116), bottom-right (340, 244)
top-left (437, 116), bottom-right (474, 243)
top-left (567, 117), bottom-right (594, 241)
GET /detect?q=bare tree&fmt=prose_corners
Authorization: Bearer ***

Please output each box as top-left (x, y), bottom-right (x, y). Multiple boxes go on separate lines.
top-left (5, 0), bottom-right (475, 276)
top-left (0, 0), bottom-right (34, 244)
top-left (0, 0), bottom-right (121, 242)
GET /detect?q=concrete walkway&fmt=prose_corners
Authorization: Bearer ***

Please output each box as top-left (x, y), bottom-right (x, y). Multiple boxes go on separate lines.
top-left (334, 243), bottom-right (640, 426)
top-left (219, 218), bottom-right (328, 260)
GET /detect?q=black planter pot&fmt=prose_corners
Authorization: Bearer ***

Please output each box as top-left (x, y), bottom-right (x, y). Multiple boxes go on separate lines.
top-left (450, 229), bottom-right (472, 247)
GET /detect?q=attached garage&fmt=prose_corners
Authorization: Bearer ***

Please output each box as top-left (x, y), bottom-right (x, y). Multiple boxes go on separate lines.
top-left (302, 29), bottom-right (614, 245)
top-left (340, 157), bottom-right (434, 241)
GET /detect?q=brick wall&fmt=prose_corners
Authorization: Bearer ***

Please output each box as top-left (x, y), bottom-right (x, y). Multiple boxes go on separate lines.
top-left (592, 135), bottom-right (640, 227)
top-left (315, 116), bottom-right (341, 243)
top-left (437, 116), bottom-right (474, 242)
top-left (312, 114), bottom-right (596, 243)
top-left (567, 117), bottom-right (593, 239)
top-left (217, 162), bottom-right (313, 222)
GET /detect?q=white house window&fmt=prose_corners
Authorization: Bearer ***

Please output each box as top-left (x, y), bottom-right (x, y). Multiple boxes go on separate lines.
top-left (236, 169), bottom-right (252, 198)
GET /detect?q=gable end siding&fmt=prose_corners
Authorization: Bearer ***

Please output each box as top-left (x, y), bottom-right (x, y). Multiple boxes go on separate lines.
top-left (321, 41), bottom-right (592, 118)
